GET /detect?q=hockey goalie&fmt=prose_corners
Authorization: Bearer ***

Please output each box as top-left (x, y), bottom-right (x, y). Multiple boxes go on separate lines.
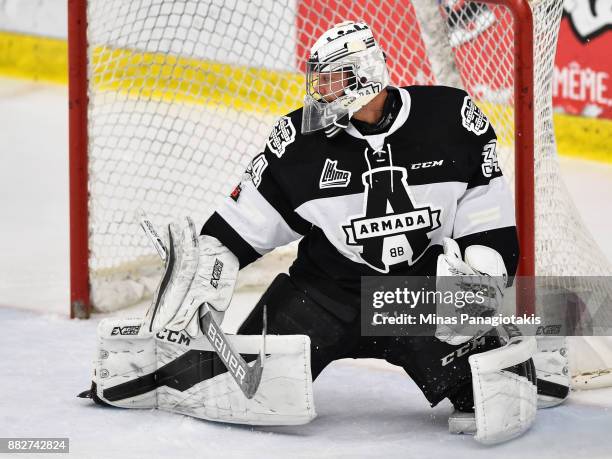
top-left (81, 21), bottom-right (542, 445)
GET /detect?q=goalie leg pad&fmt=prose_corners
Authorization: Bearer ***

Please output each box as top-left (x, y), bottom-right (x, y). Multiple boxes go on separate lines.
top-left (94, 318), bottom-right (159, 409)
top-left (93, 318), bottom-right (316, 425)
top-left (534, 336), bottom-right (570, 408)
top-left (467, 336), bottom-right (538, 444)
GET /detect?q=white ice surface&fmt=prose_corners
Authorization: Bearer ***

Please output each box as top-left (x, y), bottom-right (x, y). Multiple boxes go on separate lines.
top-left (1, 79), bottom-right (612, 458)
top-left (1, 307), bottom-right (612, 458)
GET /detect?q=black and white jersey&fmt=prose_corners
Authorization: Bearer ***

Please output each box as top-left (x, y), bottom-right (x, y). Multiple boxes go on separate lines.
top-left (202, 86), bottom-right (519, 301)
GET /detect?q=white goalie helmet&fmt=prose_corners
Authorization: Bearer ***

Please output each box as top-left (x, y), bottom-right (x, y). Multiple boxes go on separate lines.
top-left (302, 21), bottom-right (390, 135)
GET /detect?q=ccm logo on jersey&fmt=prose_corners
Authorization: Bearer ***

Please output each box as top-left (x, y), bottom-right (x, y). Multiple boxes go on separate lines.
top-left (320, 158), bottom-right (351, 188)
top-left (411, 160), bottom-right (444, 169)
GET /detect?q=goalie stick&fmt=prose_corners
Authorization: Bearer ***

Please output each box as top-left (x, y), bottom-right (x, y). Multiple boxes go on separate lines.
top-left (138, 209), bottom-right (168, 261)
top-left (139, 212), bottom-right (266, 399)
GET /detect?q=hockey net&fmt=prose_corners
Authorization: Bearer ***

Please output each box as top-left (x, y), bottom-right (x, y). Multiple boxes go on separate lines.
top-left (69, 0), bottom-right (612, 387)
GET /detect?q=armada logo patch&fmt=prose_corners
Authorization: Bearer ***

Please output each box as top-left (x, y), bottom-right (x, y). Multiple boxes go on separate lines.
top-left (342, 144), bottom-right (442, 273)
top-left (111, 325), bottom-right (141, 336)
top-left (344, 209), bottom-right (441, 242)
top-left (267, 116), bottom-right (296, 158)
top-left (320, 159), bottom-right (351, 188)
top-left (460, 96), bottom-right (489, 135)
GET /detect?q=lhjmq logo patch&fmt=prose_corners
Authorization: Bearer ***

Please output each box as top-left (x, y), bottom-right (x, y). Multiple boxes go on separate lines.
top-left (461, 96), bottom-right (489, 135)
top-left (342, 144), bottom-right (441, 273)
top-left (320, 159), bottom-right (351, 188)
top-left (267, 116), bottom-right (296, 158)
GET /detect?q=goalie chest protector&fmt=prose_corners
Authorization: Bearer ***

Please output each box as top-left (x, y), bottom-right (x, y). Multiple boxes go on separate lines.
top-left (203, 85), bottom-right (518, 300)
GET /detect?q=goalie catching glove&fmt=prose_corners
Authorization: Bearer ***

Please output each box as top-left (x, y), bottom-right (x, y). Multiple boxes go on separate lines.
top-left (140, 214), bottom-right (267, 399)
top-left (143, 217), bottom-right (239, 337)
top-left (80, 215), bottom-right (315, 421)
top-left (436, 237), bottom-right (508, 345)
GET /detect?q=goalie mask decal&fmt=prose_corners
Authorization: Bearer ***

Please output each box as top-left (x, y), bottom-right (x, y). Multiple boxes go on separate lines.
top-left (267, 116), bottom-right (296, 158)
top-left (460, 96), bottom-right (489, 135)
top-left (342, 144), bottom-right (442, 273)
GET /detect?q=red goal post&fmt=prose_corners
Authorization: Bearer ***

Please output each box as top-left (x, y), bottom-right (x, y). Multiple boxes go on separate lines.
top-left (68, 0), bottom-right (89, 319)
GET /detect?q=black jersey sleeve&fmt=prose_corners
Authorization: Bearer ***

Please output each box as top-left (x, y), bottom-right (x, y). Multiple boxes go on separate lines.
top-left (452, 94), bottom-right (520, 276)
top-left (201, 114), bottom-right (312, 269)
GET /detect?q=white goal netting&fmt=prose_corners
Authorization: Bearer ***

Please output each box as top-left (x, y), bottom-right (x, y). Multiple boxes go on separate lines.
top-left (81, 0), bottom-right (612, 385)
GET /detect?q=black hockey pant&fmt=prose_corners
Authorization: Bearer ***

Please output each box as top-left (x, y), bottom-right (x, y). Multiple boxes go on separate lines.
top-left (238, 273), bottom-right (501, 411)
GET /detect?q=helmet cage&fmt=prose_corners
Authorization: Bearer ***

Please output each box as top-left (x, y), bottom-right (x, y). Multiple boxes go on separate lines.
top-left (302, 47), bottom-right (389, 134)
top-left (306, 60), bottom-right (358, 103)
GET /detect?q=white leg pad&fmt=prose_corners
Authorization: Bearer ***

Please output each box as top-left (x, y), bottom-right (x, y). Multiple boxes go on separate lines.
top-left (468, 336), bottom-right (538, 444)
top-left (93, 318), bottom-right (316, 425)
top-left (534, 336), bottom-right (570, 407)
